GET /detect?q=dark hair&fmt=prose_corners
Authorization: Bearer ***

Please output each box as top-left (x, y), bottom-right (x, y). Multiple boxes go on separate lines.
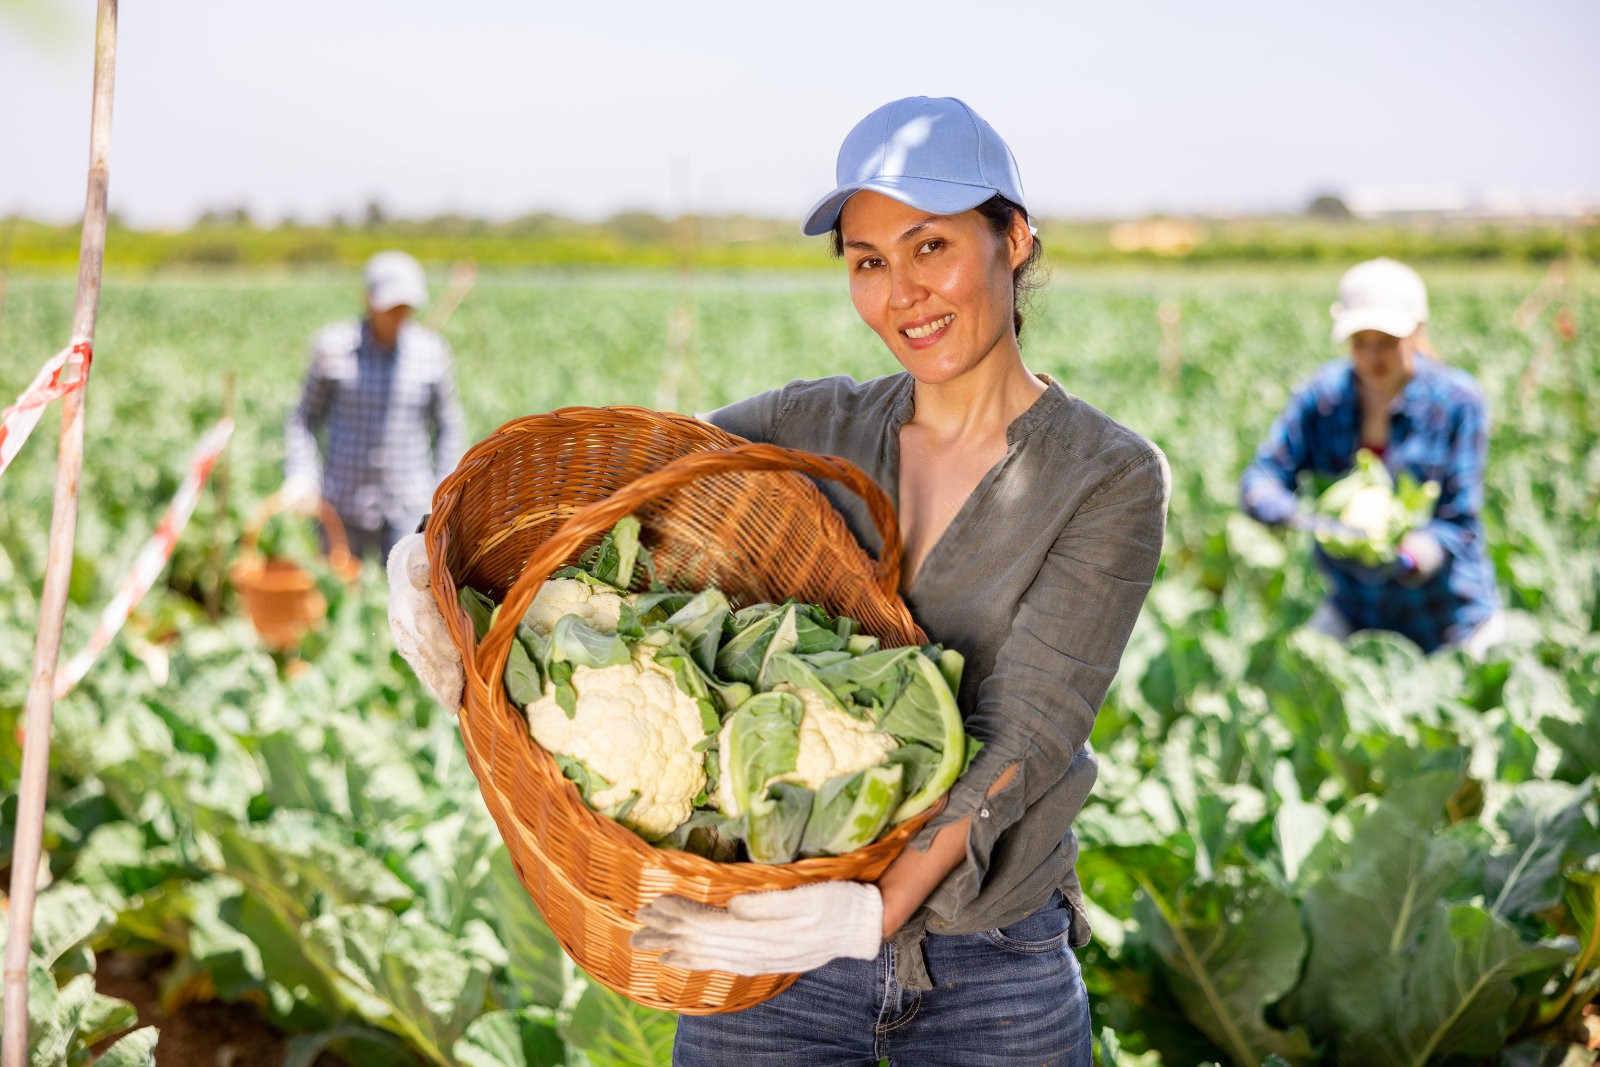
top-left (828, 194), bottom-right (1045, 337)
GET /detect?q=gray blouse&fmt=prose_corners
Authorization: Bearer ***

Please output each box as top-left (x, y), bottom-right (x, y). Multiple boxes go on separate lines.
top-left (708, 372), bottom-right (1169, 991)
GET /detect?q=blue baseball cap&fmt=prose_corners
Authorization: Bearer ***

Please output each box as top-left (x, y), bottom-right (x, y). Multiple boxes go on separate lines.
top-left (802, 96), bottom-right (1027, 237)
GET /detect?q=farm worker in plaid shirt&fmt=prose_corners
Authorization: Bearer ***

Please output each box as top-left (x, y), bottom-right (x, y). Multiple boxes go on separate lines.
top-left (283, 251), bottom-right (465, 559)
top-left (1240, 258), bottom-right (1503, 656)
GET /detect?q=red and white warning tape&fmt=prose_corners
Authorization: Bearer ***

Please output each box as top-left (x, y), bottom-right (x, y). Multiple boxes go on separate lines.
top-left (0, 341), bottom-right (93, 480)
top-left (53, 417), bottom-right (234, 699)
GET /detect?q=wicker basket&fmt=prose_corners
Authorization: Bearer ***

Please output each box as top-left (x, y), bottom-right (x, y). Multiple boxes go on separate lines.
top-left (426, 406), bottom-right (933, 1014)
top-left (230, 494), bottom-right (360, 650)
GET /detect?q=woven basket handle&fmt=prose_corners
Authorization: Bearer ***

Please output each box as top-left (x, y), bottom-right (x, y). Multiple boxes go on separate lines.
top-left (477, 442), bottom-right (905, 680)
top-left (242, 491), bottom-right (356, 574)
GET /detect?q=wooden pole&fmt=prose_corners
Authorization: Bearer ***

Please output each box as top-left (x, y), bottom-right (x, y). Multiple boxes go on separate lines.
top-left (204, 371), bottom-right (236, 620)
top-left (3, 3), bottom-right (117, 1063)
top-left (0, 217), bottom-right (16, 330)
top-left (423, 260), bottom-right (478, 331)
top-left (1157, 298), bottom-right (1183, 387)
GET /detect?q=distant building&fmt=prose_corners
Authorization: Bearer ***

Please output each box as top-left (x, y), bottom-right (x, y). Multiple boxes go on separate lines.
top-left (1342, 185), bottom-right (1595, 221)
top-left (1109, 218), bottom-right (1204, 255)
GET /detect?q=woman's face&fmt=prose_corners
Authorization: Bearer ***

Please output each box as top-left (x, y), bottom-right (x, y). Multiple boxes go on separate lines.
top-left (839, 190), bottom-right (1031, 386)
top-left (1348, 329), bottom-right (1416, 394)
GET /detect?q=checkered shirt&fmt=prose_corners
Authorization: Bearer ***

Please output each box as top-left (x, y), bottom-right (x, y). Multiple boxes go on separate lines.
top-left (1239, 355), bottom-right (1500, 652)
top-left (285, 318), bottom-right (465, 534)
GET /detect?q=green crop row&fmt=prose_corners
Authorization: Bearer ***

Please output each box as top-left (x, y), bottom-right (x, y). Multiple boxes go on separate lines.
top-left (1, 267), bottom-right (1595, 1065)
top-left (3, 215), bottom-right (1596, 273)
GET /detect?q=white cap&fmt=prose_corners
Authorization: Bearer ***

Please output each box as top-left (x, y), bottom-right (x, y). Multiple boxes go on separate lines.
top-left (364, 250), bottom-right (428, 312)
top-left (1330, 257), bottom-right (1427, 342)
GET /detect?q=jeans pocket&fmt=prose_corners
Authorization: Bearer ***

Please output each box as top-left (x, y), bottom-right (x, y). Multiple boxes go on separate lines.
top-left (981, 898), bottom-right (1072, 955)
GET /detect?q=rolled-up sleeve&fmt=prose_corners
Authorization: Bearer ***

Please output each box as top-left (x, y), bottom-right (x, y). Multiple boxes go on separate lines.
top-left (1240, 389), bottom-right (1313, 527)
top-left (285, 341), bottom-right (332, 486)
top-left (912, 445), bottom-right (1170, 917)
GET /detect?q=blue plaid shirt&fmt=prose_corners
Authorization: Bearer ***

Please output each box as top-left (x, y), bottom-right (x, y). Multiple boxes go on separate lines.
top-left (285, 318), bottom-right (465, 534)
top-left (1240, 355), bottom-right (1499, 652)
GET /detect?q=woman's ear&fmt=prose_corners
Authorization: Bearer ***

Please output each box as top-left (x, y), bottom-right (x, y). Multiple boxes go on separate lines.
top-left (1006, 209), bottom-right (1034, 271)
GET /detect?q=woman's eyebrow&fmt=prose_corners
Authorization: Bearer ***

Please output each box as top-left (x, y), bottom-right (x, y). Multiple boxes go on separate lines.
top-left (844, 218), bottom-right (942, 252)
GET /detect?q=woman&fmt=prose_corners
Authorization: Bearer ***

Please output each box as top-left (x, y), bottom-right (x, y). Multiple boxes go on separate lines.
top-left (388, 96), bottom-right (1168, 1066)
top-left (1239, 257), bottom-right (1502, 656)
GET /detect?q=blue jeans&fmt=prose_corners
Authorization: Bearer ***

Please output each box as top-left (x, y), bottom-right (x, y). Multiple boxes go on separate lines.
top-left (673, 894), bottom-right (1092, 1066)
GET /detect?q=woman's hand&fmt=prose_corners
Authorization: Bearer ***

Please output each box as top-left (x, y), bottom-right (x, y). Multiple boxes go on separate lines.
top-left (630, 882), bottom-right (882, 975)
top-left (1396, 529), bottom-right (1444, 582)
top-left (386, 533), bottom-right (464, 711)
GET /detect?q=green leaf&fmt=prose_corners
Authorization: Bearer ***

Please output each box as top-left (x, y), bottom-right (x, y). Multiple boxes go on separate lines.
top-left (562, 980), bottom-right (676, 1067)
top-left (303, 905), bottom-right (493, 1064)
top-left (504, 625), bottom-right (547, 707)
top-left (217, 810), bottom-right (415, 910)
top-left (879, 652), bottom-right (971, 821)
top-left (664, 588), bottom-right (730, 675)
top-left (746, 781), bottom-right (813, 865)
top-left (549, 614), bottom-right (631, 669)
top-left (88, 1025), bottom-right (158, 1067)
top-left (74, 990), bottom-right (140, 1051)
top-left (549, 660), bottom-right (577, 717)
top-left (1271, 760), bottom-right (1331, 887)
top-left (936, 647), bottom-right (964, 697)
top-left (790, 603), bottom-right (848, 655)
top-left (459, 586), bottom-right (495, 642)
top-left (758, 651), bottom-right (846, 710)
top-left (1540, 717), bottom-right (1600, 779)
top-left (485, 848), bottom-right (569, 1010)
top-left (1226, 509), bottom-right (1288, 571)
top-left (177, 877), bottom-right (269, 1002)
top-left (714, 604), bottom-right (787, 684)
top-left (656, 809), bottom-right (742, 862)
top-left (1133, 870), bottom-right (1313, 1066)
top-left (454, 1008), bottom-right (566, 1067)
top-left (1483, 779), bottom-right (1600, 922)
top-left (17, 884), bottom-right (113, 970)
top-left (885, 743), bottom-right (941, 801)
top-left (630, 589), bottom-right (695, 624)
top-left (554, 754), bottom-right (616, 807)
top-left (1496, 1041), bottom-right (1600, 1067)
top-left (1337, 903), bottom-right (1572, 1067)
top-left (282, 1025), bottom-right (420, 1067)
top-left (1288, 769), bottom-right (1478, 1031)
top-left (800, 764), bottom-right (903, 856)
top-left (580, 514), bottom-right (645, 588)
top-left (719, 691), bottom-right (802, 818)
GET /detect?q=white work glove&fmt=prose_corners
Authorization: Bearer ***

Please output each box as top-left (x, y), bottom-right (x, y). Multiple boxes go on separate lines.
top-left (280, 476), bottom-right (320, 512)
top-left (387, 532), bottom-right (464, 712)
top-left (630, 882), bottom-right (882, 975)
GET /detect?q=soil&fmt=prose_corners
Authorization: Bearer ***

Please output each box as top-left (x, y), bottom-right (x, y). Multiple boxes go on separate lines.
top-left (90, 950), bottom-right (349, 1067)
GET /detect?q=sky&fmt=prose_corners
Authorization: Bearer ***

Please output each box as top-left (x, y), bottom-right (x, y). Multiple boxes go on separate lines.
top-left (3, 0), bottom-right (1597, 227)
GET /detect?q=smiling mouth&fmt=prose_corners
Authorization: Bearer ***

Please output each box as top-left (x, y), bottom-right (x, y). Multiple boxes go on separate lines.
top-left (903, 313), bottom-right (954, 339)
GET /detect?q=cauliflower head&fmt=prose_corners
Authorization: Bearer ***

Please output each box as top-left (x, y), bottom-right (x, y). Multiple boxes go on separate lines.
top-left (1339, 484), bottom-right (1397, 540)
top-left (524, 648), bottom-right (709, 839)
top-left (524, 577), bottom-right (625, 635)
top-left (714, 684), bottom-right (895, 815)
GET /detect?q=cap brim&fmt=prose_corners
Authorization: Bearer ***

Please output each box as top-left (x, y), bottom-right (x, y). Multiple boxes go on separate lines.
top-left (368, 283), bottom-right (428, 312)
top-left (801, 176), bottom-right (997, 237)
top-left (1331, 308), bottom-right (1419, 342)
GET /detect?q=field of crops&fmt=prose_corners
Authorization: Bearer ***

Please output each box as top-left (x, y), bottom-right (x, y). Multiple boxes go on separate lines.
top-left (1, 264), bottom-right (1597, 1066)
